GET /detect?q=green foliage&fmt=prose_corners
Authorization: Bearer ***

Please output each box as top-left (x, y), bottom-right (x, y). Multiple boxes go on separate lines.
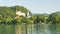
top-left (16, 17), bottom-right (23, 24)
top-left (0, 5), bottom-right (60, 24)
top-left (13, 5), bottom-right (31, 14)
top-left (34, 14), bottom-right (48, 23)
top-left (6, 17), bottom-right (13, 23)
top-left (0, 5), bottom-right (31, 24)
top-left (49, 12), bottom-right (60, 24)
top-left (21, 17), bottom-right (32, 24)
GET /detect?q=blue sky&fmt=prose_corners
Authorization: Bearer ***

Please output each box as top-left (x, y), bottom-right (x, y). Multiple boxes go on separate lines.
top-left (0, 0), bottom-right (60, 14)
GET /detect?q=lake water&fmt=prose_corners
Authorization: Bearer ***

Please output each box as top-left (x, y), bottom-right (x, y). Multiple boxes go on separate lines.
top-left (0, 23), bottom-right (60, 34)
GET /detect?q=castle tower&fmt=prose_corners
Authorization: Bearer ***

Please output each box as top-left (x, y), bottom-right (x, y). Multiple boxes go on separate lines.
top-left (26, 12), bottom-right (31, 18)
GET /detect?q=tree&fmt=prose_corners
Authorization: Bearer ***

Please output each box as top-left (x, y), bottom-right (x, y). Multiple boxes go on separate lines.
top-left (0, 5), bottom-right (32, 24)
top-left (34, 14), bottom-right (48, 23)
top-left (49, 12), bottom-right (60, 24)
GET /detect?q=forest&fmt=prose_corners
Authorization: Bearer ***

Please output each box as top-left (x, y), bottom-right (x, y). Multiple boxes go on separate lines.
top-left (0, 5), bottom-right (60, 25)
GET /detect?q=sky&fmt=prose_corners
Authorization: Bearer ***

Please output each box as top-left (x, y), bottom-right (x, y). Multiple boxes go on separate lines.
top-left (0, 0), bottom-right (60, 14)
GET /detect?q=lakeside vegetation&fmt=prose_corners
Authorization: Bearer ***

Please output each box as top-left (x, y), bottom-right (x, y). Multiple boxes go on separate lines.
top-left (0, 5), bottom-right (60, 34)
top-left (0, 5), bottom-right (60, 25)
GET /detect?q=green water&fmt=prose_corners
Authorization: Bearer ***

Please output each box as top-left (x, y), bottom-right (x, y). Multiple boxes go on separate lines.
top-left (0, 24), bottom-right (15, 34)
top-left (0, 23), bottom-right (60, 34)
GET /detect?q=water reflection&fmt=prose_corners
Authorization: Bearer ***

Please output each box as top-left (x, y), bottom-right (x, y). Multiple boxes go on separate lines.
top-left (0, 24), bottom-right (15, 34)
top-left (0, 23), bottom-right (58, 34)
top-left (49, 23), bottom-right (56, 34)
top-left (27, 23), bottom-right (56, 34)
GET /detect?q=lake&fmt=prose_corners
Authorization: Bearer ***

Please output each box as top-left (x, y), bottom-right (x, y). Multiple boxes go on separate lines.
top-left (0, 23), bottom-right (60, 34)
